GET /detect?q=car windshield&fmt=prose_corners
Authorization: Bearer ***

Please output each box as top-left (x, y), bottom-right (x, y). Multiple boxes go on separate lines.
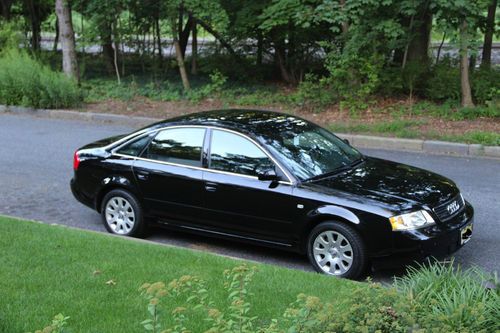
top-left (262, 120), bottom-right (362, 181)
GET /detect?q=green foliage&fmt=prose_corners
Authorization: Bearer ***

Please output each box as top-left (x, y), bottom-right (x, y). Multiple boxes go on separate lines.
top-left (329, 119), bottom-right (425, 139)
top-left (295, 74), bottom-right (337, 110)
top-left (439, 131), bottom-right (500, 146)
top-left (395, 261), bottom-right (500, 333)
top-left (188, 70), bottom-right (228, 102)
top-left (0, 20), bottom-right (23, 51)
top-left (472, 67), bottom-right (500, 106)
top-left (327, 283), bottom-right (415, 333)
top-left (29, 314), bottom-right (70, 333)
top-left (0, 50), bottom-right (81, 109)
top-left (323, 51), bottom-right (383, 113)
top-left (425, 58), bottom-right (461, 102)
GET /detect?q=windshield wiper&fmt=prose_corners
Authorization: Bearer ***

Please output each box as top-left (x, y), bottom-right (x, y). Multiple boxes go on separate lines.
top-left (304, 157), bottom-right (365, 182)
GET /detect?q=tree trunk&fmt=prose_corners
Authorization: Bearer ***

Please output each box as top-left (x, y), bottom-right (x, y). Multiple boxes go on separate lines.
top-left (171, 19), bottom-right (190, 91)
top-left (460, 20), bottom-right (474, 108)
top-left (55, 0), bottom-right (79, 82)
top-left (191, 19), bottom-right (198, 75)
top-left (53, 19), bottom-right (59, 51)
top-left (111, 20), bottom-right (121, 84)
top-left (406, 8), bottom-right (432, 65)
top-left (179, 15), bottom-right (193, 58)
top-left (436, 32), bottom-right (446, 63)
top-left (339, 0), bottom-right (349, 34)
top-left (481, 0), bottom-right (497, 69)
top-left (101, 23), bottom-right (116, 75)
top-left (275, 43), bottom-right (294, 84)
top-left (0, 0), bottom-right (13, 20)
top-left (190, 13), bottom-right (241, 63)
top-left (155, 15), bottom-right (162, 62)
top-left (27, 0), bottom-right (41, 51)
top-left (256, 33), bottom-right (263, 66)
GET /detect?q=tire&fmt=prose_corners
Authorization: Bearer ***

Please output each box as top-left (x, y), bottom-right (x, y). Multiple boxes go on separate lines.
top-left (101, 189), bottom-right (147, 237)
top-left (307, 221), bottom-right (367, 279)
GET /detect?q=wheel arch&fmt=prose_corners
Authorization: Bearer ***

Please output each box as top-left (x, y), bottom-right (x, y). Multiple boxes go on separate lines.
top-left (94, 176), bottom-right (140, 213)
top-left (298, 205), bottom-right (363, 253)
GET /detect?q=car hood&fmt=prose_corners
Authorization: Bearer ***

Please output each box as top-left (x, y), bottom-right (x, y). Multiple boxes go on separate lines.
top-left (305, 157), bottom-right (458, 211)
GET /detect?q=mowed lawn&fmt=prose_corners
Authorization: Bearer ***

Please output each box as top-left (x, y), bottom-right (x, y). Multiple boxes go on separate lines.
top-left (0, 216), bottom-right (362, 332)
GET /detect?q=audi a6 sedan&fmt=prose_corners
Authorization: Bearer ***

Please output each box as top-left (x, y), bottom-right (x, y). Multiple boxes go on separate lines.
top-left (71, 109), bottom-right (474, 279)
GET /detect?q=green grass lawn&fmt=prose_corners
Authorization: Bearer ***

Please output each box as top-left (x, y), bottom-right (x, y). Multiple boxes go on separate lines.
top-left (0, 216), bottom-right (360, 333)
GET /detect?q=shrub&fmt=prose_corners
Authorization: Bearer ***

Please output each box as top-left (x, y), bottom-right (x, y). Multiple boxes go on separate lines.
top-left (138, 265), bottom-right (415, 333)
top-left (425, 57), bottom-right (461, 102)
top-left (0, 50), bottom-right (81, 108)
top-left (294, 73), bottom-right (338, 111)
top-left (188, 70), bottom-right (228, 102)
top-left (472, 68), bottom-right (500, 106)
top-left (395, 261), bottom-right (500, 332)
top-left (324, 51), bottom-right (383, 113)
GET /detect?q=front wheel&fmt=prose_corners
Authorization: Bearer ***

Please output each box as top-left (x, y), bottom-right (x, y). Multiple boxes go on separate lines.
top-left (101, 189), bottom-right (146, 237)
top-left (307, 222), bottom-right (367, 279)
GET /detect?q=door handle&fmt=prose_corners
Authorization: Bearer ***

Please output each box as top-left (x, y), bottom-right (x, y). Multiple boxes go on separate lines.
top-left (205, 182), bottom-right (218, 192)
top-left (136, 170), bottom-right (150, 181)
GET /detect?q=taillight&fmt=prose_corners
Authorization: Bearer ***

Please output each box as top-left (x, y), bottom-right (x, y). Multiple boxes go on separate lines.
top-left (73, 150), bottom-right (80, 171)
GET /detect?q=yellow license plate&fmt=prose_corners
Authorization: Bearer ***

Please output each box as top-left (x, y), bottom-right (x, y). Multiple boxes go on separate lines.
top-left (460, 223), bottom-right (473, 245)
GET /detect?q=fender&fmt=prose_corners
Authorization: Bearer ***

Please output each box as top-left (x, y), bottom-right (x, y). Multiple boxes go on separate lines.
top-left (94, 175), bottom-right (138, 211)
top-left (307, 204), bottom-right (361, 225)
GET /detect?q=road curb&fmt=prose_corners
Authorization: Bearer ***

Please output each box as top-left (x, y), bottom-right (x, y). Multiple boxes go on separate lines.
top-left (1, 105), bottom-right (498, 159)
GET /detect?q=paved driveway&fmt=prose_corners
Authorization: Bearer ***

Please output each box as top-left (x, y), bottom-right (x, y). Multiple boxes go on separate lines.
top-left (0, 113), bottom-right (498, 278)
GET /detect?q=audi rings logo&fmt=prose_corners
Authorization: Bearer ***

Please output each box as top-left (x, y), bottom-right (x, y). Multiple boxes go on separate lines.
top-left (447, 201), bottom-right (460, 215)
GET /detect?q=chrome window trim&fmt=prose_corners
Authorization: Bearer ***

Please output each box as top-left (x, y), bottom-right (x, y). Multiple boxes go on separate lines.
top-left (110, 125), bottom-right (295, 185)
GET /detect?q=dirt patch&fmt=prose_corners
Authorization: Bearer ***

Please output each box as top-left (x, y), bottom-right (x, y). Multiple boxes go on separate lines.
top-left (81, 97), bottom-right (500, 137)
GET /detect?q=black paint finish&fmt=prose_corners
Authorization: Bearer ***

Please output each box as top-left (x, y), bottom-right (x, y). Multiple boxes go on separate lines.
top-left (71, 109), bottom-right (474, 262)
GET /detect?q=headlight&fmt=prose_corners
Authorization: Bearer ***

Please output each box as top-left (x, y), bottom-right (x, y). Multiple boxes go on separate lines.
top-left (389, 210), bottom-right (435, 231)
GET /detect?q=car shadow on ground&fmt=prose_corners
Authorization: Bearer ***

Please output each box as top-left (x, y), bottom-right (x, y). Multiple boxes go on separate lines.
top-left (146, 226), bottom-right (410, 284)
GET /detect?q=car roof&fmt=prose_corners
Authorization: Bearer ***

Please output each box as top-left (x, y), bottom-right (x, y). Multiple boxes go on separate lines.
top-left (147, 109), bottom-right (311, 137)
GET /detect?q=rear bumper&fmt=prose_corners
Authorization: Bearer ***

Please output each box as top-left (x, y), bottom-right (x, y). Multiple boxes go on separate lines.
top-left (70, 178), bottom-right (94, 209)
top-left (373, 202), bottom-right (474, 266)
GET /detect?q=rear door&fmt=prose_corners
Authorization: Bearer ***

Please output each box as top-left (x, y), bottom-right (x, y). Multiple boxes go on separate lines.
top-left (202, 128), bottom-right (296, 244)
top-left (132, 127), bottom-right (208, 224)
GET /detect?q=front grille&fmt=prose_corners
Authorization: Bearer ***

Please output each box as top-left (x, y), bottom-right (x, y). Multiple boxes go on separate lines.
top-left (433, 194), bottom-right (465, 222)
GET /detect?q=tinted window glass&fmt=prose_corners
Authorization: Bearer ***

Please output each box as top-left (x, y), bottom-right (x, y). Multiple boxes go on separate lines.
top-left (116, 135), bottom-right (152, 156)
top-left (210, 130), bottom-right (274, 176)
top-left (262, 121), bottom-right (362, 180)
top-left (144, 128), bottom-right (205, 167)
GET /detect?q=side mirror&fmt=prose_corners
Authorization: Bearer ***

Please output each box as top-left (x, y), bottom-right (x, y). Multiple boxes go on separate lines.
top-left (342, 138), bottom-right (350, 145)
top-left (257, 167), bottom-right (280, 182)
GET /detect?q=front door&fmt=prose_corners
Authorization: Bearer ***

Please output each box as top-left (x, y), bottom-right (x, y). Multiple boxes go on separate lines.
top-left (202, 129), bottom-right (296, 244)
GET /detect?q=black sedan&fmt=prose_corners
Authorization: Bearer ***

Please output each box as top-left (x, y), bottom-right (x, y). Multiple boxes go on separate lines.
top-left (71, 109), bottom-right (474, 279)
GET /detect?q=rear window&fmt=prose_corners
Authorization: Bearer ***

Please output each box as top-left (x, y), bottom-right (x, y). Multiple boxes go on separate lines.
top-left (116, 135), bottom-right (152, 156)
top-left (142, 128), bottom-right (206, 167)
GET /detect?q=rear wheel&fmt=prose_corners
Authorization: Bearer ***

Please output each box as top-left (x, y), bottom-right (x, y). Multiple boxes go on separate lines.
top-left (101, 189), bottom-right (146, 237)
top-left (307, 222), bottom-right (367, 279)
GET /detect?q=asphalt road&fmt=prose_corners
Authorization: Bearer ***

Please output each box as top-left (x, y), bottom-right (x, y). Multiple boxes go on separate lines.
top-left (0, 113), bottom-right (498, 279)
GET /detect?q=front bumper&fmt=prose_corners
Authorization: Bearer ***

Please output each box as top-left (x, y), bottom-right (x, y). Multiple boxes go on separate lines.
top-left (374, 201), bottom-right (474, 265)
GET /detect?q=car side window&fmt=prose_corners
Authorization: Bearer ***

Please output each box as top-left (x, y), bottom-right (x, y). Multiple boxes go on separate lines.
top-left (116, 135), bottom-right (152, 156)
top-left (143, 128), bottom-right (205, 167)
top-left (209, 130), bottom-right (274, 176)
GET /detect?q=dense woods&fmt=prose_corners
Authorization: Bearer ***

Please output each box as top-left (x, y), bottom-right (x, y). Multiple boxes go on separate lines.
top-left (0, 0), bottom-right (498, 110)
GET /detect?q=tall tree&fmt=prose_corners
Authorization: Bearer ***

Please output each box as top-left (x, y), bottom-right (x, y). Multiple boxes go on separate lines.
top-left (0, 0), bottom-right (13, 20)
top-left (459, 19), bottom-right (474, 107)
top-left (171, 15), bottom-right (190, 90)
top-left (55, 0), bottom-right (79, 82)
top-left (481, 0), bottom-right (498, 68)
top-left (404, 4), bottom-right (433, 67)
